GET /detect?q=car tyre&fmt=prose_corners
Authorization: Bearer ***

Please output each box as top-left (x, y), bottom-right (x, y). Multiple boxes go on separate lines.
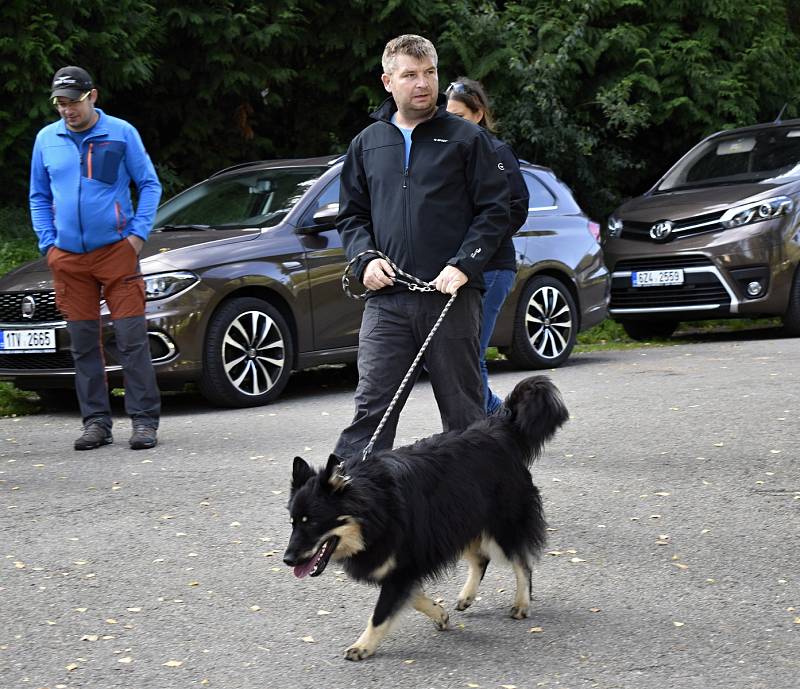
top-left (199, 297), bottom-right (294, 407)
top-left (620, 318), bottom-right (678, 341)
top-left (508, 275), bottom-right (577, 369)
top-left (782, 267), bottom-right (800, 336)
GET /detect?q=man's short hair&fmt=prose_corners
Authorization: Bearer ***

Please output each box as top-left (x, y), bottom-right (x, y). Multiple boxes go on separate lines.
top-left (382, 34), bottom-right (438, 74)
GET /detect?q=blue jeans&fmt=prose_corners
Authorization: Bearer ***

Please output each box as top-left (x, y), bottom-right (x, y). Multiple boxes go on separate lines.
top-left (480, 269), bottom-right (516, 414)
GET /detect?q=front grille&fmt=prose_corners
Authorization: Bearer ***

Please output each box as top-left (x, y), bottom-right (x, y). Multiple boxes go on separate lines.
top-left (614, 255), bottom-right (714, 271)
top-left (0, 352), bottom-right (75, 370)
top-left (620, 211), bottom-right (725, 242)
top-left (0, 291), bottom-right (63, 324)
top-left (610, 271), bottom-right (731, 310)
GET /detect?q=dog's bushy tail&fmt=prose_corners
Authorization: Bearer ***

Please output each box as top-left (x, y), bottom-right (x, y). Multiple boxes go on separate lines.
top-left (504, 375), bottom-right (569, 464)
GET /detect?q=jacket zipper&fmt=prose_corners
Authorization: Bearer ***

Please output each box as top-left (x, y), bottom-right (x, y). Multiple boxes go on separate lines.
top-left (404, 131), bottom-right (416, 276)
top-left (87, 143), bottom-right (94, 179)
top-left (69, 137), bottom-right (88, 252)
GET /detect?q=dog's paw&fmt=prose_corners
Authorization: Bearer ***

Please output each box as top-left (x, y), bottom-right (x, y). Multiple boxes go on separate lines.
top-left (433, 607), bottom-right (449, 631)
top-left (344, 644), bottom-right (374, 661)
top-left (510, 605), bottom-right (529, 620)
top-left (455, 595), bottom-right (474, 611)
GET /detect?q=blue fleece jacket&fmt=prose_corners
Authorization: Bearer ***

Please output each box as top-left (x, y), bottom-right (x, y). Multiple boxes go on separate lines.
top-left (29, 108), bottom-right (162, 255)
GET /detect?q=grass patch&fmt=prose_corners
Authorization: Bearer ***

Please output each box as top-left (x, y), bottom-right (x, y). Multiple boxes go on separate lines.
top-left (0, 382), bottom-right (40, 417)
top-left (0, 206), bottom-right (39, 275)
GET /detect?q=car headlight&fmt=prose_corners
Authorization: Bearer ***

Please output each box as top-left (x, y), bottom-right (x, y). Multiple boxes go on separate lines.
top-left (143, 271), bottom-right (199, 300)
top-left (606, 215), bottom-right (623, 238)
top-left (720, 196), bottom-right (793, 229)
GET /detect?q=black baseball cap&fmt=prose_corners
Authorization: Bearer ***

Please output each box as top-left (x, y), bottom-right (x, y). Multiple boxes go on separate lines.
top-left (50, 66), bottom-right (94, 99)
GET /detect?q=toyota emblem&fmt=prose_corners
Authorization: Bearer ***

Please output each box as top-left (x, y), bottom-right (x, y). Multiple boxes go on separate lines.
top-left (649, 220), bottom-right (674, 240)
top-left (21, 295), bottom-right (36, 319)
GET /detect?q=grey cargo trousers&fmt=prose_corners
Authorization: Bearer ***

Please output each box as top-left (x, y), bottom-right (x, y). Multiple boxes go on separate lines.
top-left (334, 289), bottom-right (484, 459)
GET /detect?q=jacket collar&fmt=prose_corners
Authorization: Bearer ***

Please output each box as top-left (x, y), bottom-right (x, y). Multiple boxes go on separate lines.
top-left (370, 94), bottom-right (449, 124)
top-left (55, 107), bottom-right (108, 137)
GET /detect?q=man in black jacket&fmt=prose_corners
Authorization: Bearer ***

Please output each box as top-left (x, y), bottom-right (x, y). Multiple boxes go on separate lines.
top-left (335, 34), bottom-right (511, 459)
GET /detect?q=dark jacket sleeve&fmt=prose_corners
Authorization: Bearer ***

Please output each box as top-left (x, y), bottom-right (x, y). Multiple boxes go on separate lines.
top-left (446, 129), bottom-right (510, 280)
top-left (496, 142), bottom-right (529, 236)
top-left (336, 137), bottom-right (376, 281)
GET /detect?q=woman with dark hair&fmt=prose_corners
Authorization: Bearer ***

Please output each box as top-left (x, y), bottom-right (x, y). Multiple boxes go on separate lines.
top-left (446, 77), bottom-right (529, 414)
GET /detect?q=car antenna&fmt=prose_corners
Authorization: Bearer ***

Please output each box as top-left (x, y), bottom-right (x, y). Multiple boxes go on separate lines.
top-left (775, 103), bottom-right (788, 123)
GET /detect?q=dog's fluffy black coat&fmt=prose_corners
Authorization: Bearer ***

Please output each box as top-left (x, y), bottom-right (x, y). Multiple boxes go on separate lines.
top-left (284, 375), bottom-right (568, 660)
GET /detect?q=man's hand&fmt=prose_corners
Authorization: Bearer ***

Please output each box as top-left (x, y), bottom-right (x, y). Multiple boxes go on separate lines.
top-left (362, 258), bottom-right (396, 291)
top-left (432, 265), bottom-right (468, 295)
top-left (126, 235), bottom-right (145, 255)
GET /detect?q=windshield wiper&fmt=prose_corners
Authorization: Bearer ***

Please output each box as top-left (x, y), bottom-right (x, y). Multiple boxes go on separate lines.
top-left (155, 224), bottom-right (213, 231)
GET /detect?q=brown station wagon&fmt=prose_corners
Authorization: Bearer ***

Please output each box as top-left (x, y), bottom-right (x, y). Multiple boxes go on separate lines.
top-left (603, 119), bottom-right (800, 340)
top-left (0, 156), bottom-right (609, 407)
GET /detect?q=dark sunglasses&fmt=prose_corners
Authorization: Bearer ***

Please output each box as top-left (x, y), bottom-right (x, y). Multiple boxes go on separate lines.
top-left (446, 82), bottom-right (471, 96)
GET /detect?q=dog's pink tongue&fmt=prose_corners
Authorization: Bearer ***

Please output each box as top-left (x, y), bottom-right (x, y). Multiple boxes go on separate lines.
top-left (293, 559), bottom-right (316, 579)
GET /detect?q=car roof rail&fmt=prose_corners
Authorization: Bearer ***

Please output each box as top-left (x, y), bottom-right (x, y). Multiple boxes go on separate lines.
top-left (209, 154), bottom-right (346, 178)
top-left (209, 160), bottom-right (272, 178)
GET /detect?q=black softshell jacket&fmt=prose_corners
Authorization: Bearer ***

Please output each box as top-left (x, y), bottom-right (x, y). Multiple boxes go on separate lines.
top-left (337, 95), bottom-right (510, 292)
top-left (483, 134), bottom-right (530, 272)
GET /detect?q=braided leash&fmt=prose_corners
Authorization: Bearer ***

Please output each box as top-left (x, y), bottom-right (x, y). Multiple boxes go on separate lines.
top-left (342, 249), bottom-right (439, 298)
top-left (341, 250), bottom-right (458, 461)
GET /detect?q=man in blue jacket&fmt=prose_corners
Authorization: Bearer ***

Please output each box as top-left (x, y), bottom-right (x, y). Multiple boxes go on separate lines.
top-left (29, 66), bottom-right (162, 450)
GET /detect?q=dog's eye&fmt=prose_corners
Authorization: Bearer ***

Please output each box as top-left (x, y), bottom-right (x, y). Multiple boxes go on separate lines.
top-left (301, 516), bottom-right (309, 523)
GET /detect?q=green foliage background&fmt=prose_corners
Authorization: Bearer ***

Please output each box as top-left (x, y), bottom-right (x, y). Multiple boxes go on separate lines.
top-left (2, 0), bottom-right (799, 220)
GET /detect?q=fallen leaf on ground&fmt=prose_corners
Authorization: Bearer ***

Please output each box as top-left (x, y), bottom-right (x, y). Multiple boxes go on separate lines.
top-left (164, 660), bottom-right (183, 667)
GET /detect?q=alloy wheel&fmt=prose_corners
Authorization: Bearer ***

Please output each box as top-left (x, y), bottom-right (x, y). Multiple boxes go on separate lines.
top-left (222, 310), bottom-right (286, 396)
top-left (524, 285), bottom-right (574, 360)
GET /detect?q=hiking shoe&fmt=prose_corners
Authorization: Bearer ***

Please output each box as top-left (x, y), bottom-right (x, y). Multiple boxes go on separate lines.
top-left (74, 423), bottom-right (113, 451)
top-left (129, 424), bottom-right (157, 450)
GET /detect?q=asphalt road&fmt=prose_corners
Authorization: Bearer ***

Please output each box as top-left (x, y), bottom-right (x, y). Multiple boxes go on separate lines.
top-left (1, 330), bottom-right (799, 689)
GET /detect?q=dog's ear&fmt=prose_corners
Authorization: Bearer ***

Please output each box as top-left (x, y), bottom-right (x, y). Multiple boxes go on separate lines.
top-left (291, 456), bottom-right (316, 494)
top-left (322, 454), bottom-right (351, 493)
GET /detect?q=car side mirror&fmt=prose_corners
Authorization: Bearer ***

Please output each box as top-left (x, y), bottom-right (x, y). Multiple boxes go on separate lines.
top-left (297, 203), bottom-right (339, 235)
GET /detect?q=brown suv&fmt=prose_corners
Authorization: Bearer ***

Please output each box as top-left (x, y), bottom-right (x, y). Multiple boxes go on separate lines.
top-left (603, 119), bottom-right (800, 340)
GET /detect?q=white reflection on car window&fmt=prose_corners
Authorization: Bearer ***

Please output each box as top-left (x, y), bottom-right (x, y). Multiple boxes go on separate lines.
top-left (156, 167), bottom-right (326, 228)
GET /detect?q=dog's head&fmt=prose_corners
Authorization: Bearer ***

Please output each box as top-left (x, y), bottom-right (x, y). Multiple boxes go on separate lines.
top-left (283, 455), bottom-right (364, 578)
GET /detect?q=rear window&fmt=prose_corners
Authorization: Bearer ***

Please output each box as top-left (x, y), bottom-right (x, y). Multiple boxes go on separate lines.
top-left (523, 173), bottom-right (557, 209)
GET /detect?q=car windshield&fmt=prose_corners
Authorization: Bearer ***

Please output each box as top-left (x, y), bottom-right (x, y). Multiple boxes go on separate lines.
top-left (656, 126), bottom-right (800, 192)
top-left (155, 166), bottom-right (327, 229)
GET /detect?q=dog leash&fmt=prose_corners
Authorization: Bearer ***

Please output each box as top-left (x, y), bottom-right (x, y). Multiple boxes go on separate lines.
top-left (342, 250), bottom-right (458, 461)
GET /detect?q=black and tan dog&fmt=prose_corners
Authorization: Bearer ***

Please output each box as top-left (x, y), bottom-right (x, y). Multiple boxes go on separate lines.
top-left (284, 375), bottom-right (568, 660)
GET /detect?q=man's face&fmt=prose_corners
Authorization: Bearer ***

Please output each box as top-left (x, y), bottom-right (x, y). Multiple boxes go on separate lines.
top-left (53, 90), bottom-right (98, 131)
top-left (381, 54), bottom-right (438, 123)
